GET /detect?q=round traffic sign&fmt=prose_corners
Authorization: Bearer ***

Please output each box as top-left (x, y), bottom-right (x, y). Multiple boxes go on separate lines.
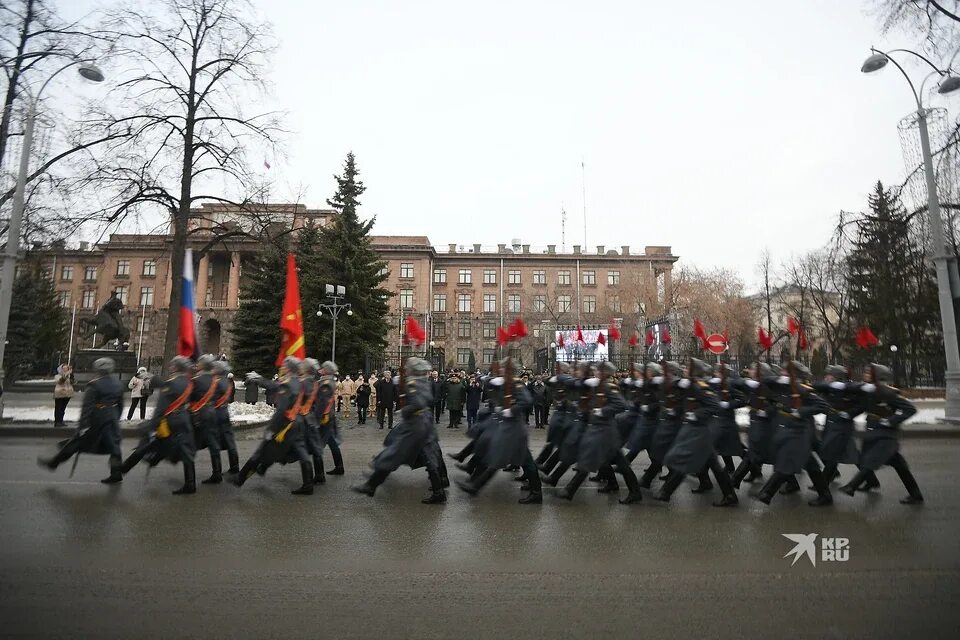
top-left (705, 334), bottom-right (728, 354)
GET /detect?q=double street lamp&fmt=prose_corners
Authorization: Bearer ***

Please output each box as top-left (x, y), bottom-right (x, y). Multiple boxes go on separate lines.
top-left (861, 48), bottom-right (960, 422)
top-left (316, 284), bottom-right (352, 363)
top-left (0, 59), bottom-right (105, 414)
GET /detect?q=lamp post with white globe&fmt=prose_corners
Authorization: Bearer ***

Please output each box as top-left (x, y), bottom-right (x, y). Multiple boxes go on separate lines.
top-left (316, 284), bottom-right (352, 363)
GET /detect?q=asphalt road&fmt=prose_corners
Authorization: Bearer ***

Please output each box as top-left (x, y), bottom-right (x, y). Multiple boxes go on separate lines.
top-left (1, 428), bottom-right (958, 639)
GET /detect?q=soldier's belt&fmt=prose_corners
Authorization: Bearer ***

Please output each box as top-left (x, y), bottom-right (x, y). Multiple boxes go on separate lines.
top-left (95, 403), bottom-right (118, 409)
top-left (156, 418), bottom-right (171, 439)
top-left (274, 422), bottom-right (295, 443)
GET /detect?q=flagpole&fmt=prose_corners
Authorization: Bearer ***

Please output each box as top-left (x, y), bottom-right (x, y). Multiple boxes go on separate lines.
top-left (67, 304), bottom-right (77, 363)
top-left (137, 305), bottom-right (146, 367)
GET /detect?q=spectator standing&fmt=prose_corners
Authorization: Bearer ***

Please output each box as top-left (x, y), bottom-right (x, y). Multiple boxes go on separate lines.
top-left (374, 370), bottom-right (396, 429)
top-left (446, 372), bottom-right (466, 428)
top-left (126, 367), bottom-right (150, 421)
top-left (341, 374), bottom-right (356, 419)
top-left (53, 364), bottom-right (75, 427)
top-left (355, 378), bottom-right (371, 424)
top-left (466, 375), bottom-right (483, 428)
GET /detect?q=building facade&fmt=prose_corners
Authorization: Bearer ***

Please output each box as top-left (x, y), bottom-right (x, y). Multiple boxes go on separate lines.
top-left (25, 204), bottom-right (677, 371)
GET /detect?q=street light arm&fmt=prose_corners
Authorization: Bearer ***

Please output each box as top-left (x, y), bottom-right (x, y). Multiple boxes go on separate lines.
top-left (883, 48), bottom-right (950, 76)
top-left (870, 48), bottom-right (923, 109)
top-left (20, 58), bottom-right (98, 106)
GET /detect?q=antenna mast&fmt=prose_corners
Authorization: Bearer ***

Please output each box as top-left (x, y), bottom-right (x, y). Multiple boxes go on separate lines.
top-left (561, 204), bottom-right (567, 252)
top-left (581, 159), bottom-right (588, 249)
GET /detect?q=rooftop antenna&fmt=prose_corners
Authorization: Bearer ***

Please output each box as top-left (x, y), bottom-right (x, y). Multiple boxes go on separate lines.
top-left (561, 203), bottom-right (567, 252)
top-left (581, 158), bottom-right (588, 250)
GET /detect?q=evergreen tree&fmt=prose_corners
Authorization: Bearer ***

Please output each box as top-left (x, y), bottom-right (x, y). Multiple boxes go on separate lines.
top-left (3, 262), bottom-right (66, 382)
top-left (230, 240), bottom-right (289, 375)
top-left (306, 152), bottom-right (392, 372)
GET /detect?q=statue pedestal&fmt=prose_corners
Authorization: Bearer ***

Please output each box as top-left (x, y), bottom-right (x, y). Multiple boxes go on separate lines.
top-left (73, 349), bottom-right (138, 389)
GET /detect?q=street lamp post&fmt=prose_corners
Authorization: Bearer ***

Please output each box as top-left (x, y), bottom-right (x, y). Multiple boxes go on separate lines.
top-left (862, 48), bottom-right (960, 422)
top-left (316, 284), bottom-right (352, 363)
top-left (0, 60), bottom-right (104, 416)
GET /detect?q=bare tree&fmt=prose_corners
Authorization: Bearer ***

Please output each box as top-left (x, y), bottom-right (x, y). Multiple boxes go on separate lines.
top-left (755, 248), bottom-right (775, 337)
top-left (73, 0), bottom-right (280, 361)
top-left (805, 247), bottom-right (853, 361)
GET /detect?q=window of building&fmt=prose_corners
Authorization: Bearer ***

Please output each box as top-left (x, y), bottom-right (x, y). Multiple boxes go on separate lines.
top-left (558, 270), bottom-right (571, 285)
top-left (608, 295), bottom-right (622, 313)
top-left (582, 270), bottom-right (596, 285)
top-left (507, 293), bottom-right (521, 313)
top-left (433, 322), bottom-right (446, 338)
top-left (533, 270), bottom-right (546, 285)
top-left (433, 293), bottom-right (447, 312)
top-left (508, 270), bottom-right (521, 285)
top-left (509, 348), bottom-right (521, 361)
top-left (482, 321), bottom-right (497, 339)
top-left (115, 286), bottom-right (129, 304)
top-left (57, 291), bottom-right (71, 307)
top-left (377, 266), bottom-right (389, 278)
top-left (557, 295), bottom-right (571, 313)
top-left (139, 286), bottom-right (154, 308)
top-left (583, 295), bottom-right (596, 313)
top-left (400, 263), bottom-right (414, 278)
top-left (116, 259), bottom-right (130, 276)
top-left (483, 293), bottom-right (497, 313)
top-left (483, 269), bottom-right (496, 284)
top-left (399, 289), bottom-right (414, 309)
top-left (607, 270), bottom-right (620, 286)
top-left (458, 320), bottom-right (471, 339)
top-left (533, 295), bottom-right (547, 312)
top-left (143, 260), bottom-right (157, 277)
top-left (482, 348), bottom-right (496, 364)
top-left (60, 266), bottom-right (73, 281)
top-left (207, 262), bottom-right (214, 278)
top-left (81, 290), bottom-right (96, 309)
top-left (84, 266), bottom-right (97, 281)
top-left (458, 269), bottom-right (472, 284)
top-left (433, 268), bottom-right (446, 284)
top-left (457, 348), bottom-right (471, 365)
top-left (457, 293), bottom-right (471, 312)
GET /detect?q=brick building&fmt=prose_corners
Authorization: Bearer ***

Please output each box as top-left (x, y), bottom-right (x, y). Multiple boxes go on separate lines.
top-left (25, 204), bottom-right (677, 371)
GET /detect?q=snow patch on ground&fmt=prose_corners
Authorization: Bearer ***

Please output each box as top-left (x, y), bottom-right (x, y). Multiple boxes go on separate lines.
top-left (3, 402), bottom-right (273, 425)
top-left (733, 407), bottom-right (943, 427)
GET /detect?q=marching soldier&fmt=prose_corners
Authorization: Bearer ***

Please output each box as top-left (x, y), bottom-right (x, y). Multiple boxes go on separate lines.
top-left (556, 361), bottom-right (642, 504)
top-left (640, 360), bottom-right (684, 489)
top-left (352, 357), bottom-right (447, 504)
top-left (709, 363), bottom-right (747, 474)
top-left (623, 362), bottom-right (662, 464)
top-left (317, 361), bottom-right (346, 476)
top-left (37, 357), bottom-right (124, 484)
top-left (299, 358), bottom-right (327, 486)
top-left (813, 365), bottom-right (865, 486)
top-left (534, 362), bottom-right (574, 476)
top-left (541, 361), bottom-right (591, 488)
top-left (839, 364), bottom-right (923, 504)
top-left (756, 362), bottom-right (833, 506)
top-left (121, 355), bottom-right (197, 495)
top-left (210, 360), bottom-right (240, 476)
top-left (730, 362), bottom-right (778, 489)
top-left (190, 354), bottom-right (222, 484)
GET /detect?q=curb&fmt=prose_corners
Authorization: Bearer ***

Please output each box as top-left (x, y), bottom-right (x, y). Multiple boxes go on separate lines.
top-left (0, 420), bottom-right (269, 439)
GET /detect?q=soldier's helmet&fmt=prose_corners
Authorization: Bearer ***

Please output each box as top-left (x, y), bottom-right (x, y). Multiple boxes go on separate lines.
top-left (557, 362), bottom-right (572, 374)
top-left (281, 356), bottom-right (301, 374)
top-left (690, 358), bottom-right (712, 379)
top-left (663, 361), bottom-right (682, 377)
top-left (645, 362), bottom-right (663, 377)
top-left (825, 364), bottom-right (848, 381)
top-left (406, 357), bottom-right (431, 377)
top-left (755, 362), bottom-right (774, 378)
top-left (319, 360), bottom-right (338, 376)
top-left (196, 354), bottom-right (216, 370)
top-left (631, 362), bottom-right (644, 376)
top-left (170, 355), bottom-right (193, 373)
top-left (770, 364), bottom-right (785, 376)
top-left (870, 363), bottom-right (893, 384)
top-left (301, 358), bottom-right (320, 375)
top-left (598, 361), bottom-right (616, 378)
top-left (93, 357), bottom-right (115, 375)
top-left (574, 360), bottom-right (592, 377)
top-left (790, 361), bottom-right (812, 380)
top-left (211, 360), bottom-right (230, 375)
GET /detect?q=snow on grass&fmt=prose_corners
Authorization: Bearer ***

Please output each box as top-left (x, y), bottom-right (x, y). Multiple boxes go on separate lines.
top-left (733, 407), bottom-right (944, 427)
top-left (3, 402), bottom-right (273, 425)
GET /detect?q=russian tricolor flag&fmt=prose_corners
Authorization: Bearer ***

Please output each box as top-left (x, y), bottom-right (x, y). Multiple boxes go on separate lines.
top-left (178, 248), bottom-right (201, 360)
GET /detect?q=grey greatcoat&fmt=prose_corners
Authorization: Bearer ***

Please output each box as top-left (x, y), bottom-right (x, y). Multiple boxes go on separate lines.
top-left (482, 381), bottom-right (533, 469)
top-left (545, 374), bottom-right (574, 446)
top-left (140, 373), bottom-right (195, 465)
top-left (708, 377), bottom-right (747, 457)
top-left (767, 378), bottom-right (830, 475)
top-left (250, 375), bottom-right (309, 467)
top-left (373, 376), bottom-right (435, 472)
top-left (212, 375), bottom-right (237, 452)
top-left (625, 378), bottom-right (660, 455)
top-left (649, 378), bottom-right (684, 463)
top-left (663, 379), bottom-right (723, 474)
top-left (857, 384), bottom-right (917, 471)
top-left (65, 374), bottom-right (123, 458)
top-left (813, 380), bottom-right (864, 465)
top-left (577, 379), bottom-right (628, 472)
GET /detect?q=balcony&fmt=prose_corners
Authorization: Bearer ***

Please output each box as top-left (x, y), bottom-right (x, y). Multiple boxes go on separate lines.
top-left (205, 297), bottom-right (228, 309)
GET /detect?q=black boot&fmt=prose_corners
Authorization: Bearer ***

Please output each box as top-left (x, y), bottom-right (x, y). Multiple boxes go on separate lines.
top-left (806, 465), bottom-right (833, 506)
top-left (892, 458), bottom-right (924, 504)
top-left (839, 469), bottom-right (867, 497)
top-left (519, 490), bottom-right (542, 504)
top-left (352, 469), bottom-right (389, 496)
top-left (538, 449), bottom-right (562, 475)
top-left (542, 462), bottom-right (570, 487)
top-left (757, 473), bottom-right (787, 504)
top-left (233, 456), bottom-right (259, 487)
top-left (173, 461), bottom-right (197, 495)
top-left (858, 471), bottom-right (880, 491)
top-left (457, 468), bottom-right (497, 495)
top-left (691, 471), bottom-right (713, 494)
top-left (721, 455), bottom-right (736, 475)
top-left (617, 458), bottom-right (643, 504)
top-left (710, 462), bottom-right (738, 507)
top-left (328, 466), bottom-right (345, 476)
top-left (654, 471), bottom-right (684, 502)
top-left (779, 475), bottom-right (801, 495)
top-left (292, 461), bottom-right (315, 495)
top-left (422, 470), bottom-right (447, 504)
top-left (37, 456), bottom-right (58, 471)
top-left (313, 456), bottom-right (326, 485)
top-left (744, 463), bottom-right (763, 482)
top-left (101, 456), bottom-right (123, 484)
top-left (557, 471), bottom-right (588, 501)
top-left (639, 463), bottom-right (661, 489)
top-left (202, 454), bottom-right (223, 484)
top-left (730, 459), bottom-right (750, 490)
top-left (597, 468), bottom-right (619, 493)
top-left (227, 449), bottom-right (240, 475)
top-left (534, 443), bottom-right (554, 466)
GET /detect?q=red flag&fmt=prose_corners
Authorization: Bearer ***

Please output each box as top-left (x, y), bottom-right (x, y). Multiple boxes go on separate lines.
top-left (497, 326), bottom-right (510, 347)
top-left (597, 332), bottom-right (607, 346)
top-left (608, 322), bottom-right (621, 341)
top-left (787, 316), bottom-right (800, 335)
top-left (508, 318), bottom-right (529, 339)
top-left (798, 329), bottom-right (809, 351)
top-left (576, 325), bottom-right (585, 344)
top-left (276, 253), bottom-right (305, 366)
top-left (558, 333), bottom-right (565, 348)
top-left (855, 325), bottom-right (879, 349)
top-left (178, 248), bottom-right (200, 360)
top-left (629, 333), bottom-right (640, 348)
top-left (758, 327), bottom-right (773, 352)
top-left (404, 316), bottom-right (426, 346)
top-left (661, 327), bottom-right (671, 344)
top-left (645, 329), bottom-right (654, 347)
top-left (693, 318), bottom-right (707, 347)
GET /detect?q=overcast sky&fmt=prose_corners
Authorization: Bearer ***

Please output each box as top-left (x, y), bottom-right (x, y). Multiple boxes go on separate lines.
top-left (65, 1), bottom-right (957, 289)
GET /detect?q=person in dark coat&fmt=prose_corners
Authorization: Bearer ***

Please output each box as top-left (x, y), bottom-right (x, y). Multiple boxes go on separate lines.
top-left (120, 356), bottom-right (197, 495)
top-left (730, 362), bottom-right (778, 488)
top-left (445, 373), bottom-right (466, 428)
top-left (233, 356), bottom-right (315, 495)
top-left (374, 370), bottom-right (396, 429)
top-left (210, 360), bottom-right (239, 475)
top-left (430, 370), bottom-right (444, 424)
top-left (310, 360), bottom-right (342, 481)
top-left (541, 361), bottom-right (590, 487)
top-left (38, 357), bottom-right (124, 484)
top-left (655, 358), bottom-right (738, 507)
top-left (839, 364), bottom-right (922, 503)
top-left (535, 363), bottom-right (574, 474)
top-left (639, 361), bottom-right (685, 489)
top-left (756, 362), bottom-right (833, 506)
top-left (624, 362), bottom-right (662, 463)
top-left (556, 362), bottom-right (642, 504)
top-left (530, 375), bottom-right (548, 428)
top-left (352, 357), bottom-right (447, 504)
top-left (355, 379), bottom-right (371, 424)
top-left (813, 365), bottom-right (865, 486)
top-left (465, 375), bottom-right (483, 428)
top-left (189, 354), bottom-right (223, 484)
top-left (708, 363), bottom-right (747, 474)
top-left (243, 375), bottom-right (259, 404)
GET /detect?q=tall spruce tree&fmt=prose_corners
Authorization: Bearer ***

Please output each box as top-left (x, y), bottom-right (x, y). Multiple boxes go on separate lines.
top-left (230, 241), bottom-right (288, 375)
top-left (306, 153), bottom-right (392, 373)
top-left (3, 261), bottom-right (66, 381)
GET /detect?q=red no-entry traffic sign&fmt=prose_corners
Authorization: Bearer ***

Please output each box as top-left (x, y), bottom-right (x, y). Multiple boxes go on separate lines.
top-left (705, 334), bottom-right (728, 354)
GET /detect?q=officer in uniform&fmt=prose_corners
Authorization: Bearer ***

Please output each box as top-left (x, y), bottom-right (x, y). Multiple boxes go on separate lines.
top-left (839, 364), bottom-right (923, 504)
top-left (756, 362), bottom-right (833, 506)
top-left (556, 361), bottom-right (642, 504)
top-left (624, 362), bottom-right (662, 464)
top-left (640, 360), bottom-right (684, 489)
top-left (709, 363), bottom-right (747, 474)
top-left (299, 358), bottom-right (327, 486)
top-left (730, 362), bottom-right (778, 488)
top-left (813, 365), bottom-right (864, 486)
top-left (210, 360), bottom-right (240, 476)
top-left (190, 354), bottom-right (222, 484)
top-left (317, 361), bottom-right (346, 476)
top-left (534, 362), bottom-right (574, 475)
top-left (38, 357), bottom-right (124, 483)
top-left (352, 357), bottom-right (447, 504)
top-left (541, 361), bottom-right (591, 488)
top-left (121, 355), bottom-right (197, 495)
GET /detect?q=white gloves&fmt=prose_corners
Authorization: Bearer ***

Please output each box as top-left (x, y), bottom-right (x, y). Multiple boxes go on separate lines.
top-left (746, 379), bottom-right (760, 389)
top-left (548, 376), bottom-right (558, 384)
top-left (592, 408), bottom-right (603, 417)
top-left (652, 376), bottom-right (664, 385)
top-left (678, 378), bottom-right (691, 389)
top-left (757, 410), bottom-right (767, 418)
top-left (640, 405), bottom-right (649, 412)
top-left (501, 408), bottom-right (512, 418)
top-left (684, 412), bottom-right (697, 422)
top-left (246, 371), bottom-right (261, 381)
top-left (584, 377), bottom-right (600, 388)
top-left (719, 401), bottom-right (730, 409)
top-left (862, 383), bottom-right (877, 393)
top-left (838, 411), bottom-right (851, 420)
top-left (392, 376), bottom-right (400, 385)
top-left (830, 381), bottom-right (846, 390)
top-left (490, 377), bottom-right (505, 387)
top-left (709, 377), bottom-right (721, 385)
top-left (790, 409), bottom-right (802, 419)
top-left (880, 418), bottom-right (891, 427)
top-left (776, 376), bottom-right (790, 385)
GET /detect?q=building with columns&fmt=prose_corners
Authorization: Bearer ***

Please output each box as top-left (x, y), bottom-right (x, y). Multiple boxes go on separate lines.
top-left (26, 204), bottom-right (677, 371)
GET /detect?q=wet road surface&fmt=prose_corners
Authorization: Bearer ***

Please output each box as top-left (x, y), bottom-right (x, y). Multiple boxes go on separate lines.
top-left (1, 430), bottom-right (958, 639)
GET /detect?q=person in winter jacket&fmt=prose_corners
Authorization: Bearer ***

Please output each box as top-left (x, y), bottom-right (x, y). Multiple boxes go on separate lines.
top-left (53, 364), bottom-right (75, 426)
